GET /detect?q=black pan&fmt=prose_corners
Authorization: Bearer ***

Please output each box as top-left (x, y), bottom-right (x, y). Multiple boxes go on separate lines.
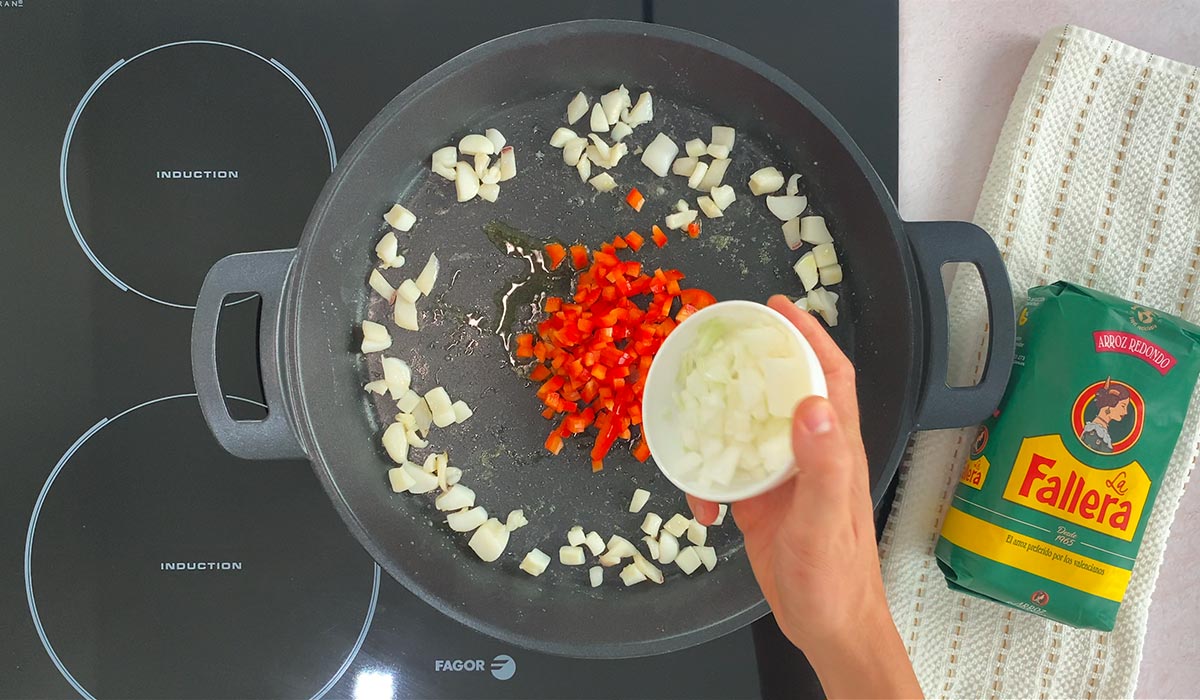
top-left (191, 20), bottom-right (1014, 658)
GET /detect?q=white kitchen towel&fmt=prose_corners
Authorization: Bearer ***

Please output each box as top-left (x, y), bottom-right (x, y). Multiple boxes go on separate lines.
top-left (879, 25), bottom-right (1200, 700)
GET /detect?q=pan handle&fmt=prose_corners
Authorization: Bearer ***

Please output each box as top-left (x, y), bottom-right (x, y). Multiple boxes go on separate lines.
top-left (191, 249), bottom-right (307, 460)
top-left (905, 221), bottom-right (1015, 430)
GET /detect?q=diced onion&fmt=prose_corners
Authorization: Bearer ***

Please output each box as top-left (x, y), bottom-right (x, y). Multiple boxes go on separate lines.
top-left (641, 512), bottom-right (663, 538)
top-left (806, 287), bottom-right (840, 327)
top-left (573, 152), bottom-right (591, 182)
top-left (384, 204), bottom-right (416, 232)
top-left (664, 209), bottom-right (697, 230)
top-left (696, 157), bottom-right (729, 190)
top-left (368, 269), bottom-right (395, 301)
top-left (619, 563), bottom-right (647, 586)
top-left (478, 183), bottom-right (499, 202)
top-left (794, 296), bottom-right (809, 312)
top-left (710, 184), bottom-right (736, 210)
top-left (584, 531), bottom-right (606, 556)
top-left (422, 453), bottom-right (439, 474)
top-left (589, 172), bottom-right (617, 193)
top-left (375, 232), bottom-right (404, 269)
top-left (402, 462), bottom-right (439, 493)
top-left (405, 426), bottom-right (428, 449)
top-left (381, 357), bottom-right (411, 399)
top-left (560, 545), bottom-right (586, 566)
top-left (451, 400), bottom-right (473, 423)
top-left (598, 552), bottom-right (623, 567)
top-left (706, 143), bottom-right (730, 160)
top-left (819, 263), bottom-right (843, 286)
top-left (425, 387), bottom-right (455, 428)
top-left (520, 548), bottom-right (551, 576)
top-left (387, 467), bottom-right (414, 493)
top-left (687, 519), bottom-right (708, 546)
top-left (698, 196), bottom-right (723, 218)
top-left (632, 553), bottom-right (664, 584)
top-left (364, 380), bottom-right (388, 395)
top-left (393, 299), bottom-right (419, 331)
top-left (675, 546), bottom-right (702, 575)
top-left (485, 128), bottom-right (506, 152)
top-left (435, 484), bottom-right (477, 511)
top-left (749, 167), bottom-right (784, 195)
top-left (566, 92), bottom-right (589, 125)
top-left (766, 195), bottom-right (808, 221)
top-left (710, 125), bottom-right (735, 149)
top-left (672, 156), bottom-right (698, 176)
top-left (640, 133), bottom-right (679, 177)
top-left (589, 103), bottom-right (609, 133)
top-left (625, 91), bottom-right (653, 126)
top-left (589, 565), bottom-right (603, 587)
top-left (445, 466), bottom-right (462, 488)
top-left (685, 139), bottom-right (706, 158)
top-left (628, 488), bottom-right (650, 513)
top-left (498, 146), bottom-right (516, 181)
top-left (642, 536), bottom-right (660, 560)
top-left (432, 162), bottom-right (456, 180)
top-left (663, 514), bottom-right (691, 538)
top-left (611, 121), bottom-right (632, 142)
top-left (786, 173), bottom-right (802, 196)
top-left (713, 503), bottom-right (729, 526)
top-left (432, 146), bottom-right (457, 169)
top-left (415, 253), bottom-right (439, 295)
top-left (600, 88), bottom-right (625, 125)
top-left (458, 133), bottom-right (494, 156)
top-left (812, 242), bottom-right (838, 267)
top-left (455, 162), bottom-right (479, 201)
top-left (563, 137), bottom-right (586, 166)
top-left (697, 546), bottom-right (718, 572)
top-left (468, 518), bottom-right (509, 562)
top-left (411, 399), bottom-right (433, 435)
top-left (361, 320), bottom-right (392, 353)
top-left (448, 506), bottom-right (488, 533)
top-left (381, 423), bottom-right (409, 463)
top-left (799, 215), bottom-right (834, 245)
top-left (782, 217), bottom-right (803, 250)
top-left (605, 535), bottom-right (637, 559)
top-left (675, 199), bottom-right (689, 213)
top-left (397, 279), bottom-right (421, 303)
top-left (567, 526), bottom-right (586, 546)
top-left (604, 142), bottom-right (628, 168)
top-left (687, 161), bottom-right (709, 190)
top-left (550, 127), bottom-right (577, 148)
top-left (793, 251), bottom-right (818, 291)
top-left (481, 166), bottom-right (502, 185)
top-left (657, 530), bottom-right (679, 564)
top-left (505, 509), bottom-right (528, 531)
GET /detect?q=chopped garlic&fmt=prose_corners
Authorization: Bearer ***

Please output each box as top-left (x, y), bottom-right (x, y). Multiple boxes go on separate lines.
top-left (560, 545), bottom-right (586, 566)
top-left (629, 488), bottom-right (650, 513)
top-left (520, 548), bottom-right (551, 576)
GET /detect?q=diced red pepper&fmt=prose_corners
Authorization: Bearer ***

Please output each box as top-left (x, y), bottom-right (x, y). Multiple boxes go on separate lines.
top-left (686, 221), bottom-right (701, 238)
top-left (612, 234), bottom-right (628, 249)
top-left (544, 243), bottom-right (567, 270)
top-left (529, 364), bottom-right (551, 381)
top-left (544, 296), bottom-right (562, 313)
top-left (652, 225), bottom-right (668, 248)
top-left (676, 303), bottom-right (699, 323)
top-left (679, 288), bottom-right (717, 310)
top-left (625, 231), bottom-right (644, 251)
top-left (515, 333), bottom-right (534, 358)
top-left (625, 187), bottom-right (646, 212)
top-left (570, 244), bottom-right (589, 270)
top-left (545, 430), bottom-right (564, 455)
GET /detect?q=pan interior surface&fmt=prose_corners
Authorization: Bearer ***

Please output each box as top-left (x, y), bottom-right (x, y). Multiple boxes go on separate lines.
top-left (289, 22), bottom-right (915, 657)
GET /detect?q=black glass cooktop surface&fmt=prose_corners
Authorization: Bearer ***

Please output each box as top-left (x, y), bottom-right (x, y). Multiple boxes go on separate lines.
top-left (0, 2), bottom-right (897, 698)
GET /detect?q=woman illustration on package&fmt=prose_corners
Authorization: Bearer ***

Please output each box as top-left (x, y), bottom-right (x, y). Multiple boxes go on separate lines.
top-left (1081, 378), bottom-right (1131, 453)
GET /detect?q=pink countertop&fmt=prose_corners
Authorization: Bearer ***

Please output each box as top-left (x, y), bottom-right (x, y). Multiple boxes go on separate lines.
top-left (899, 2), bottom-right (1200, 697)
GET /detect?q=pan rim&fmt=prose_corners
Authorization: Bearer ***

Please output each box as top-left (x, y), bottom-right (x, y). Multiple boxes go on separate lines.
top-left (285, 18), bottom-right (917, 658)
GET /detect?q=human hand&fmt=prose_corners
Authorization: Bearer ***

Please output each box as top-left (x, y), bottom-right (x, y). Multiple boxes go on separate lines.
top-left (687, 295), bottom-right (921, 699)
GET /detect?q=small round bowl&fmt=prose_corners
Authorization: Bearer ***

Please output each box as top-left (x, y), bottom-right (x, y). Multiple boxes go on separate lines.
top-left (642, 300), bottom-right (827, 502)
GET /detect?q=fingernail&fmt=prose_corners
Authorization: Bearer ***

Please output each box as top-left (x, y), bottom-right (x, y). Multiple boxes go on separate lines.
top-left (801, 400), bottom-right (834, 435)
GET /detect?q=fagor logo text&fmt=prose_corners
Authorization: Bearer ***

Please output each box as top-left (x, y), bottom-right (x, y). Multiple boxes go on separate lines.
top-left (434, 654), bottom-right (516, 681)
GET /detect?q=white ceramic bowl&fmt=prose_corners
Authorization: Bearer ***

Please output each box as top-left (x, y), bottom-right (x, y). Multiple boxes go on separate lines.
top-left (642, 300), bottom-right (827, 502)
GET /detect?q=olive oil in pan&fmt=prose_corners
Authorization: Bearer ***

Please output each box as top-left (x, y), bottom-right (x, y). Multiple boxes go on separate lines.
top-left (483, 220), bottom-right (571, 360)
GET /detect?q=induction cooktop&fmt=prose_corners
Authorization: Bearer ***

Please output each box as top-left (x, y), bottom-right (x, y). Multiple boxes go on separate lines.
top-left (0, 2), bottom-right (897, 698)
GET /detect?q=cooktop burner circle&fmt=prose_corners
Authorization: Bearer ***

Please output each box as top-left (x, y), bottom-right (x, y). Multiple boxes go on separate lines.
top-left (24, 394), bottom-right (378, 700)
top-left (60, 40), bottom-right (336, 310)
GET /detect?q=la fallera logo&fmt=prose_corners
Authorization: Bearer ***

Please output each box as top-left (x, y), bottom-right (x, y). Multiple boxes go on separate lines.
top-left (1071, 378), bottom-right (1144, 456)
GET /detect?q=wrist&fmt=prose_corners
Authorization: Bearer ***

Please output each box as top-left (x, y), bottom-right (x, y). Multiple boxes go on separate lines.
top-left (800, 603), bottom-right (921, 699)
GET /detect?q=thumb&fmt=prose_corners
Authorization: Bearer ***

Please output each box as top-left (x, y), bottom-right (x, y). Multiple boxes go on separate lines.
top-left (788, 395), bottom-right (854, 518)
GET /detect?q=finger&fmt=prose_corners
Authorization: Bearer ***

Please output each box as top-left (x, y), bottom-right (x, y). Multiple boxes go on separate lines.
top-left (788, 395), bottom-right (854, 518)
top-left (686, 493), bottom-right (721, 526)
top-left (767, 294), bottom-right (860, 433)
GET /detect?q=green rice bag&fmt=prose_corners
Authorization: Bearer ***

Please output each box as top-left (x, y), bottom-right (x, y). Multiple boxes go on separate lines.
top-left (936, 282), bottom-right (1200, 630)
